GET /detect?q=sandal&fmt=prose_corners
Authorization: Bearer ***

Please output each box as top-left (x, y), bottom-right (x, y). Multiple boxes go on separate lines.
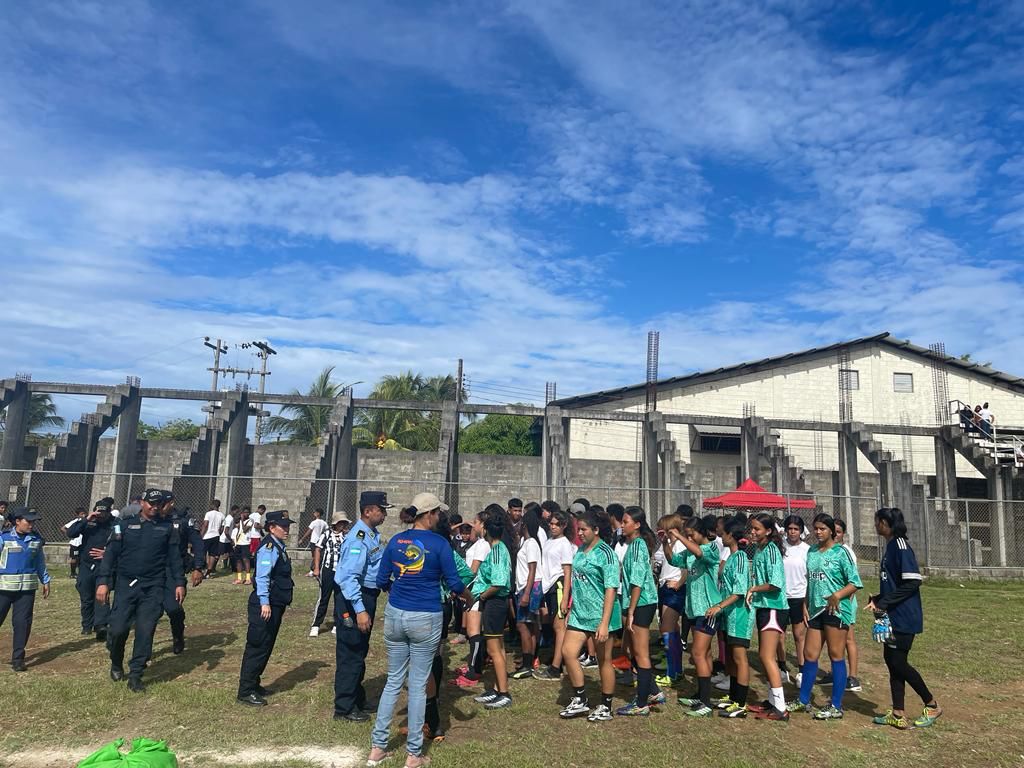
top-left (366, 748), bottom-right (393, 767)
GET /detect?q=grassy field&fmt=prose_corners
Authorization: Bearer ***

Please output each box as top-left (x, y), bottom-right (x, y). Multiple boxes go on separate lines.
top-left (1, 572), bottom-right (1022, 768)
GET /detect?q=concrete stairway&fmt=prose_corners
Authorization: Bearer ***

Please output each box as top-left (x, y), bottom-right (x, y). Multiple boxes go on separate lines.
top-left (36, 384), bottom-right (139, 472)
top-left (648, 411), bottom-right (689, 493)
top-left (0, 379), bottom-right (24, 411)
top-left (748, 417), bottom-right (807, 494)
top-left (940, 425), bottom-right (1020, 477)
top-left (178, 394), bottom-right (247, 477)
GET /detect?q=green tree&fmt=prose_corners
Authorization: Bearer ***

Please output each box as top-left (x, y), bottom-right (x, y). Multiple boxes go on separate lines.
top-left (265, 366), bottom-right (345, 446)
top-left (138, 418), bottom-right (201, 441)
top-left (0, 393), bottom-right (65, 434)
top-left (459, 414), bottom-right (540, 456)
top-left (353, 371), bottom-right (458, 450)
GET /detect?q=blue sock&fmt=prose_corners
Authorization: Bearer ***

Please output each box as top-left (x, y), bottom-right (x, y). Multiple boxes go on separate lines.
top-left (799, 660), bottom-right (818, 705)
top-left (830, 660), bottom-right (847, 709)
top-left (663, 632), bottom-right (682, 678)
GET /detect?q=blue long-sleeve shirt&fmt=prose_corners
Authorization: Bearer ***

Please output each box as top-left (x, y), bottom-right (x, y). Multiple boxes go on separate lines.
top-left (376, 528), bottom-right (465, 613)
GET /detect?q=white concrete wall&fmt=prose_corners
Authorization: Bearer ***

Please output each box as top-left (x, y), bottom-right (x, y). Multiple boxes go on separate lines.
top-left (567, 343), bottom-right (1024, 483)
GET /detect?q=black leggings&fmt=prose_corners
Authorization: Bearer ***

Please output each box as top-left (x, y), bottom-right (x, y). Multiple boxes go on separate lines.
top-left (883, 633), bottom-right (933, 711)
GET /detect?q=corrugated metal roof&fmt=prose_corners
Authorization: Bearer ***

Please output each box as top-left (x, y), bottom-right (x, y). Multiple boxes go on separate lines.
top-left (553, 332), bottom-right (1024, 408)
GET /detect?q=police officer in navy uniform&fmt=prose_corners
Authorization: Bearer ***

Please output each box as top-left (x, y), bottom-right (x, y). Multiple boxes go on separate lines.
top-left (0, 507), bottom-right (51, 671)
top-left (65, 497), bottom-right (116, 642)
top-left (156, 490), bottom-right (205, 654)
top-left (333, 490), bottom-right (391, 721)
top-left (237, 509), bottom-right (294, 706)
top-left (97, 488), bottom-right (184, 693)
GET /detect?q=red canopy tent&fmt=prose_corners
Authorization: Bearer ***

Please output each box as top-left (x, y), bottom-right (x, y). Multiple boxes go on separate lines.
top-left (702, 478), bottom-right (817, 510)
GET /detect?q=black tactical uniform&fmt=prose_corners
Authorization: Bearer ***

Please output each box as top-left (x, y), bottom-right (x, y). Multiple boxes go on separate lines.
top-left (237, 510), bottom-right (294, 706)
top-left (157, 492), bottom-right (205, 654)
top-left (98, 489), bottom-right (184, 692)
top-left (65, 499), bottom-right (116, 639)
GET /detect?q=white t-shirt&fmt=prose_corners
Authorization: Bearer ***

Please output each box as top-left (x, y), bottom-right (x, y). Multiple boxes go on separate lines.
top-left (541, 535), bottom-right (576, 592)
top-left (308, 518), bottom-right (328, 547)
top-left (980, 407), bottom-right (992, 422)
top-left (203, 510), bottom-right (224, 541)
top-left (466, 539), bottom-right (491, 568)
top-left (65, 518), bottom-right (84, 547)
top-left (783, 539), bottom-right (810, 599)
top-left (515, 536), bottom-right (542, 593)
top-left (248, 512), bottom-right (263, 541)
top-left (657, 541), bottom-right (687, 585)
top-left (220, 513), bottom-right (235, 544)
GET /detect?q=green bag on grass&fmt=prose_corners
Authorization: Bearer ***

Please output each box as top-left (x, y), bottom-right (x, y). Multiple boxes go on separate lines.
top-left (77, 738), bottom-right (177, 768)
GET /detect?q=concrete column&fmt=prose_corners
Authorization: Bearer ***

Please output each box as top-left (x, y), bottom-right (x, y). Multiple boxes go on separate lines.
top-left (933, 437), bottom-right (958, 501)
top-left (0, 380), bottom-right (30, 474)
top-left (438, 400), bottom-right (459, 509)
top-left (543, 407), bottom-right (569, 500)
top-left (221, 392), bottom-right (248, 505)
top-left (988, 466), bottom-right (1012, 567)
top-left (838, 432), bottom-right (859, 523)
top-left (109, 390), bottom-right (142, 504)
top-left (740, 422), bottom-right (759, 480)
top-left (329, 392), bottom-right (355, 515)
top-left (641, 413), bottom-right (660, 513)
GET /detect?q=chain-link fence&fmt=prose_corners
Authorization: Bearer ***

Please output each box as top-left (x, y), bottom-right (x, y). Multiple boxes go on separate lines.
top-left (6, 469), bottom-right (1023, 571)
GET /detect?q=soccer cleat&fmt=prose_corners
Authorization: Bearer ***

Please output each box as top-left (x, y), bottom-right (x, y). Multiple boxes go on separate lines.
top-left (655, 673), bottom-right (681, 688)
top-left (587, 704), bottom-right (614, 722)
top-left (746, 700), bottom-right (772, 714)
top-left (713, 695), bottom-right (733, 709)
top-left (647, 691), bottom-right (667, 706)
top-left (309, 626), bottom-right (320, 637)
top-left (913, 705), bottom-right (942, 728)
top-left (786, 701), bottom-right (812, 714)
top-left (533, 666), bottom-right (562, 681)
top-left (451, 674), bottom-right (480, 688)
top-left (474, 689), bottom-right (499, 704)
top-left (846, 676), bottom-right (862, 692)
top-left (580, 655), bottom-right (599, 669)
top-left (818, 673), bottom-right (834, 686)
top-left (873, 710), bottom-right (912, 730)
top-left (687, 704), bottom-right (714, 718)
top-left (814, 705), bottom-right (844, 720)
top-left (755, 707), bottom-right (790, 722)
top-left (559, 696), bottom-right (591, 719)
top-left (615, 699), bottom-right (650, 717)
top-left (677, 694), bottom-right (702, 707)
top-left (485, 693), bottom-right (513, 710)
top-left (718, 703), bottom-right (748, 718)
top-left (510, 666), bottom-right (533, 680)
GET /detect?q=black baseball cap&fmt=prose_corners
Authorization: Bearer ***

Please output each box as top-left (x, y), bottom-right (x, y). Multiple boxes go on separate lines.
top-left (265, 510), bottom-right (294, 528)
top-left (142, 489), bottom-right (165, 504)
top-left (10, 506), bottom-right (40, 521)
top-left (93, 499), bottom-right (113, 513)
top-left (359, 491), bottom-right (394, 510)
top-left (160, 490), bottom-right (175, 504)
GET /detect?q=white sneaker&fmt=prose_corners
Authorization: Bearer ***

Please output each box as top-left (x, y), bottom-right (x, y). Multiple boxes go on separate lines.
top-left (309, 626), bottom-right (319, 637)
top-left (559, 696), bottom-right (591, 719)
top-left (711, 672), bottom-right (728, 685)
top-left (795, 672), bottom-right (803, 688)
top-left (331, 626), bottom-right (337, 635)
top-left (714, 677), bottom-right (731, 691)
top-left (780, 670), bottom-right (791, 685)
top-left (587, 704), bottom-right (613, 722)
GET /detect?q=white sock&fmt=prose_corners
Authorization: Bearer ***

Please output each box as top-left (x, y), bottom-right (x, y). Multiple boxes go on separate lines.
top-left (770, 686), bottom-right (786, 711)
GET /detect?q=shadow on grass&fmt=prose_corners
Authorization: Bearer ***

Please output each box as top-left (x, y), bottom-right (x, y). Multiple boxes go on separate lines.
top-left (25, 636), bottom-right (96, 666)
top-left (266, 659), bottom-right (329, 694)
top-left (148, 631), bottom-right (238, 682)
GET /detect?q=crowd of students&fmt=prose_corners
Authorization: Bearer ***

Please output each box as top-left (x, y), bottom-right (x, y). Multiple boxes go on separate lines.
top-left (422, 498), bottom-right (941, 729)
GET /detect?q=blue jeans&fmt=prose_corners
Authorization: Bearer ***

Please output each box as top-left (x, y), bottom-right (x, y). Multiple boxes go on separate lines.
top-left (371, 606), bottom-right (443, 756)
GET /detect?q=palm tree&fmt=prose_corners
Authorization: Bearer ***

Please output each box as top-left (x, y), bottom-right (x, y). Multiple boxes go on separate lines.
top-left (1, 394), bottom-right (65, 434)
top-left (265, 366), bottom-right (345, 446)
top-left (353, 372), bottom-right (458, 450)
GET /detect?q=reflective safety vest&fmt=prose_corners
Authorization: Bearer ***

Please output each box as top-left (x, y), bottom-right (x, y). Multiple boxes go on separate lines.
top-left (0, 531), bottom-right (50, 591)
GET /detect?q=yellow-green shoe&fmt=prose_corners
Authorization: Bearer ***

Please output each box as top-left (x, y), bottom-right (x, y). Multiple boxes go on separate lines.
top-left (872, 710), bottom-right (912, 729)
top-left (913, 705), bottom-right (942, 728)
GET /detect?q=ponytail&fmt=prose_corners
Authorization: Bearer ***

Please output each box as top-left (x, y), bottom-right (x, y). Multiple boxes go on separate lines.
top-left (875, 507), bottom-right (909, 540)
top-left (752, 512), bottom-right (786, 555)
top-left (623, 505), bottom-right (657, 556)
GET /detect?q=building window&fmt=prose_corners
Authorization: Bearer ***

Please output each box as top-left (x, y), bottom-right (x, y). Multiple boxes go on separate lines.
top-left (839, 369), bottom-right (860, 391)
top-left (699, 435), bottom-right (741, 454)
top-left (893, 372), bottom-right (914, 393)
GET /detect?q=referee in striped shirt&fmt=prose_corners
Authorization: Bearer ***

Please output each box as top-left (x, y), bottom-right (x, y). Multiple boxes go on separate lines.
top-left (309, 512), bottom-right (349, 637)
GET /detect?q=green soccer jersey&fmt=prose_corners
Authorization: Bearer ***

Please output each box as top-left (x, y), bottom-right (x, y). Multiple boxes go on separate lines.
top-left (442, 551), bottom-right (475, 601)
top-left (622, 537), bottom-right (658, 609)
top-left (672, 542), bottom-right (722, 620)
top-left (721, 549), bottom-right (752, 640)
top-left (568, 540), bottom-right (622, 633)
top-left (751, 542), bottom-right (788, 610)
top-left (472, 540), bottom-right (511, 599)
top-left (806, 543), bottom-right (863, 626)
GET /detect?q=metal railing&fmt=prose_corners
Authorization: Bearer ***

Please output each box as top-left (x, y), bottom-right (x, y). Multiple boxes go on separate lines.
top-left (4, 469), bottom-right (1023, 572)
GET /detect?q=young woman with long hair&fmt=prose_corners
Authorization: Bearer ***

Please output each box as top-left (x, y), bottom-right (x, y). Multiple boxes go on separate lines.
top-left (607, 503), bottom-right (633, 683)
top-left (535, 509), bottom-right (575, 681)
top-left (780, 514), bottom-right (810, 686)
top-left (654, 513), bottom-right (686, 688)
top-left (558, 509), bottom-right (621, 722)
top-left (470, 510), bottom-right (513, 710)
top-left (869, 508), bottom-right (941, 730)
top-left (705, 516), bottom-right (752, 718)
top-left (745, 513), bottom-right (790, 721)
top-left (832, 517), bottom-right (861, 692)
top-left (788, 513), bottom-right (862, 720)
top-left (665, 516), bottom-right (723, 718)
top-left (452, 508), bottom-right (494, 688)
top-left (511, 508), bottom-right (544, 679)
top-left (615, 506), bottom-right (664, 716)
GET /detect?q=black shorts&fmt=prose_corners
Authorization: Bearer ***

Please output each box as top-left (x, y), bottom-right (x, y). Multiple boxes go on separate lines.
top-left (481, 597), bottom-right (507, 637)
top-left (69, 546), bottom-right (80, 558)
top-left (234, 544), bottom-right (250, 560)
top-left (756, 608), bottom-right (789, 634)
top-left (691, 616), bottom-right (719, 636)
top-left (807, 612), bottom-right (850, 631)
top-left (725, 635), bottom-right (751, 648)
top-left (885, 631), bottom-right (916, 652)
top-left (787, 598), bottom-right (805, 625)
top-left (630, 603), bottom-right (657, 628)
top-left (204, 540), bottom-right (221, 557)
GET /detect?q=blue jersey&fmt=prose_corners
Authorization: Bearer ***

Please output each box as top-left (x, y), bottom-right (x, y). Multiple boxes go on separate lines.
top-left (879, 537), bottom-right (924, 634)
top-left (0, 530), bottom-right (50, 591)
top-left (334, 519), bottom-right (384, 613)
top-left (376, 528), bottom-right (465, 613)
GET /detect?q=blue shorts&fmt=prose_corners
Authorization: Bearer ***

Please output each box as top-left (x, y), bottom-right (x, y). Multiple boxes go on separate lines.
top-left (691, 615), bottom-right (720, 636)
top-left (516, 582), bottom-right (543, 624)
top-left (659, 583), bottom-right (686, 614)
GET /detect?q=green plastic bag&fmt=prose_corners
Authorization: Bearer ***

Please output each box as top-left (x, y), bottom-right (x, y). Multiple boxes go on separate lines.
top-left (77, 738), bottom-right (177, 768)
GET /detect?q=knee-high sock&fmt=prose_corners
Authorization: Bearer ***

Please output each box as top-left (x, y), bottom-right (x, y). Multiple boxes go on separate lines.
top-left (830, 659), bottom-right (847, 709)
top-left (799, 660), bottom-right (818, 705)
top-left (469, 635), bottom-right (485, 676)
top-left (663, 632), bottom-right (682, 678)
top-left (425, 696), bottom-right (439, 735)
top-left (636, 667), bottom-right (652, 706)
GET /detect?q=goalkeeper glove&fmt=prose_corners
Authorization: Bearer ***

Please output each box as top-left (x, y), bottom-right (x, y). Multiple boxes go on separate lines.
top-left (872, 612), bottom-right (893, 644)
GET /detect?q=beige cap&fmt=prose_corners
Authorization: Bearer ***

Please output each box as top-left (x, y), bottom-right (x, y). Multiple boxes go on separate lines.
top-left (410, 492), bottom-right (448, 515)
top-left (331, 511), bottom-right (349, 525)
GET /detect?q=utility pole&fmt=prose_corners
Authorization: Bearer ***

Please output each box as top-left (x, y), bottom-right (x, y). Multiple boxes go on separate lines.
top-left (456, 358), bottom-right (464, 406)
top-left (204, 337), bottom-right (228, 390)
top-left (241, 340), bottom-right (277, 444)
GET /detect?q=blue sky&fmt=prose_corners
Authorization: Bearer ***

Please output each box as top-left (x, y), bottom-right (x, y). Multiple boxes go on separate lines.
top-left (2, 1), bottom-right (1024, 425)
